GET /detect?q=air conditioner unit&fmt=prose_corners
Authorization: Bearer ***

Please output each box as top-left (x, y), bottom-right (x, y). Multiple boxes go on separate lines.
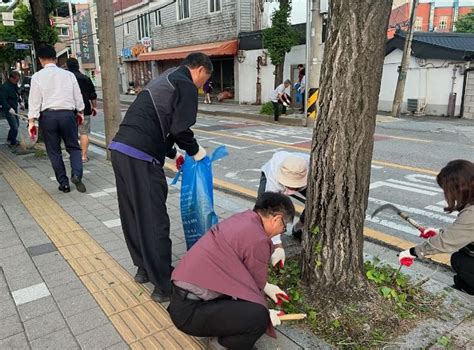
top-left (407, 98), bottom-right (425, 115)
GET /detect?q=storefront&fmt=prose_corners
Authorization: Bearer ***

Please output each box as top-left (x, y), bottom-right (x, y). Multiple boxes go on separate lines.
top-left (121, 45), bottom-right (153, 92)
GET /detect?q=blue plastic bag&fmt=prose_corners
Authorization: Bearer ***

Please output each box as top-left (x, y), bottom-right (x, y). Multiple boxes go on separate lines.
top-left (171, 146), bottom-right (228, 250)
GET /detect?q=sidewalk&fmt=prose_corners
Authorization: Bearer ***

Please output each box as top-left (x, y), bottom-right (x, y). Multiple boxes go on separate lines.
top-left (0, 119), bottom-right (473, 349)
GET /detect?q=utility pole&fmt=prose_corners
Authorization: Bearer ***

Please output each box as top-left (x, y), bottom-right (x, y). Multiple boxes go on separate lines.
top-left (391, 0), bottom-right (418, 118)
top-left (304, 0), bottom-right (325, 127)
top-left (96, 0), bottom-right (122, 160)
top-left (68, 0), bottom-right (77, 57)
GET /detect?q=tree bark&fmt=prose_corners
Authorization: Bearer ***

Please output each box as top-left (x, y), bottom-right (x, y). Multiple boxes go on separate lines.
top-left (29, 0), bottom-right (51, 48)
top-left (302, 1), bottom-right (392, 294)
top-left (274, 63), bottom-right (284, 87)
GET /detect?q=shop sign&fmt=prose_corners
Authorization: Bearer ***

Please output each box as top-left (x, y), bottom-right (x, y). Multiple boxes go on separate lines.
top-left (131, 44), bottom-right (147, 57)
top-left (122, 47), bottom-right (133, 59)
top-left (140, 37), bottom-right (152, 48)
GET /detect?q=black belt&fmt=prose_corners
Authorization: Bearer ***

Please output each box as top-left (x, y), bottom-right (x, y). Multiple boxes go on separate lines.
top-left (173, 284), bottom-right (202, 301)
top-left (42, 109), bottom-right (74, 113)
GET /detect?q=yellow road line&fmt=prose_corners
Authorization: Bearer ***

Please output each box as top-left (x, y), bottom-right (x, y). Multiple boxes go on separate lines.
top-left (0, 150), bottom-right (204, 349)
top-left (166, 162), bottom-right (450, 267)
top-left (194, 129), bottom-right (438, 175)
top-left (375, 134), bottom-right (432, 143)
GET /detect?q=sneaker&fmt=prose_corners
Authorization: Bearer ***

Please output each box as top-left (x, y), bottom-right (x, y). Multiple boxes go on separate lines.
top-left (151, 287), bottom-right (171, 303)
top-left (58, 184), bottom-right (71, 193)
top-left (71, 175), bottom-right (86, 193)
top-left (134, 267), bottom-right (149, 284)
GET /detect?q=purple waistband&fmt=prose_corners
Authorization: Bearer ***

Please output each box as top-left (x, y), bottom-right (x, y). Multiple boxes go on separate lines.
top-left (109, 141), bottom-right (160, 164)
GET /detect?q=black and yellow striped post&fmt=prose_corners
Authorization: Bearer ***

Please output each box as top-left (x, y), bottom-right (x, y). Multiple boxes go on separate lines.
top-left (307, 88), bottom-right (319, 120)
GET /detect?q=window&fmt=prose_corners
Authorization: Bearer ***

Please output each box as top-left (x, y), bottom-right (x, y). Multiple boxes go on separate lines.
top-left (414, 16), bottom-right (423, 31)
top-left (137, 13), bottom-right (150, 39)
top-left (154, 10), bottom-right (162, 26)
top-left (439, 16), bottom-right (448, 30)
top-left (125, 21), bottom-right (130, 35)
top-left (57, 26), bottom-right (69, 36)
top-left (177, 0), bottom-right (190, 20)
top-left (209, 0), bottom-right (221, 13)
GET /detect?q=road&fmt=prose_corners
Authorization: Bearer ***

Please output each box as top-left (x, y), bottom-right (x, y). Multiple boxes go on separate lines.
top-left (89, 102), bottom-right (474, 247)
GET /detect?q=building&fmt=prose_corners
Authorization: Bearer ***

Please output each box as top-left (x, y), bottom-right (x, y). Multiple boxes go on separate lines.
top-left (114, 0), bottom-right (258, 95)
top-left (379, 31), bottom-right (474, 118)
top-left (388, 1), bottom-right (474, 38)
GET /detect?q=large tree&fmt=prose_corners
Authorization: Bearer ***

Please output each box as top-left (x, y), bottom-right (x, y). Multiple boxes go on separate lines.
top-left (455, 10), bottom-right (474, 33)
top-left (302, 0), bottom-right (392, 298)
top-left (263, 0), bottom-right (299, 87)
top-left (28, 0), bottom-right (58, 49)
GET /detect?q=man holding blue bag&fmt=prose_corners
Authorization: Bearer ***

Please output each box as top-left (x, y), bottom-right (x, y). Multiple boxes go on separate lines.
top-left (110, 53), bottom-right (212, 302)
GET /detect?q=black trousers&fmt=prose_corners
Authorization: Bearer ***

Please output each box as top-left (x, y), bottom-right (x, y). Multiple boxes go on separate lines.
top-left (451, 250), bottom-right (474, 295)
top-left (111, 151), bottom-right (172, 294)
top-left (39, 110), bottom-right (82, 186)
top-left (168, 287), bottom-right (268, 350)
top-left (271, 101), bottom-right (286, 122)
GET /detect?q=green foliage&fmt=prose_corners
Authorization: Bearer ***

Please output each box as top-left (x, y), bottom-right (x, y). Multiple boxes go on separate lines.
top-left (455, 10), bottom-right (474, 33)
top-left (437, 335), bottom-right (451, 348)
top-left (260, 101), bottom-right (274, 115)
top-left (262, 1), bottom-right (300, 67)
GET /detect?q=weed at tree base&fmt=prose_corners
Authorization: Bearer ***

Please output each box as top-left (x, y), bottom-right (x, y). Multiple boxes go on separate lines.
top-left (268, 258), bottom-right (442, 349)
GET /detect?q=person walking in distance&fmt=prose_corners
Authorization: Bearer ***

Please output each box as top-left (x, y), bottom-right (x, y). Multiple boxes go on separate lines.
top-left (66, 57), bottom-right (97, 163)
top-left (27, 46), bottom-right (86, 193)
top-left (109, 53), bottom-right (211, 302)
top-left (269, 80), bottom-right (291, 122)
top-left (0, 71), bottom-right (21, 147)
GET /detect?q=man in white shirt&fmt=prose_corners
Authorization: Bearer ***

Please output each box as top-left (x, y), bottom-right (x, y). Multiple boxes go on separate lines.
top-left (269, 80), bottom-right (291, 122)
top-left (27, 46), bottom-right (86, 193)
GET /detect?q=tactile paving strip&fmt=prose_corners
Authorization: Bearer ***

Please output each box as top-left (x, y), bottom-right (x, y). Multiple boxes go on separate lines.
top-left (0, 150), bottom-right (205, 349)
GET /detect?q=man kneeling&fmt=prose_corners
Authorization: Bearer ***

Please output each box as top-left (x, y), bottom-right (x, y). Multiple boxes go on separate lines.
top-left (168, 192), bottom-right (295, 350)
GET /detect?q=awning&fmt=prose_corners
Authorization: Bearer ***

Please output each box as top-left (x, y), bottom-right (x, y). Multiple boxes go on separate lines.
top-left (138, 40), bottom-right (238, 61)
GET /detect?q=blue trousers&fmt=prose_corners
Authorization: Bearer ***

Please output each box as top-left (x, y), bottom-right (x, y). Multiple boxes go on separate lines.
top-left (39, 110), bottom-right (82, 186)
top-left (5, 111), bottom-right (19, 145)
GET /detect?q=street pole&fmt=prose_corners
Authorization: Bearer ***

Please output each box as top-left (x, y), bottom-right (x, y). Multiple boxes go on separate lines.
top-left (304, 0), bottom-right (324, 127)
top-left (303, 0), bottom-right (311, 126)
top-left (96, 0), bottom-right (122, 160)
top-left (391, 0), bottom-right (418, 118)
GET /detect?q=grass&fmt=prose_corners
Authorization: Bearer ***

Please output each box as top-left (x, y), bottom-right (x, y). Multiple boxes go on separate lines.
top-left (268, 258), bottom-right (442, 349)
top-left (260, 102), bottom-right (274, 115)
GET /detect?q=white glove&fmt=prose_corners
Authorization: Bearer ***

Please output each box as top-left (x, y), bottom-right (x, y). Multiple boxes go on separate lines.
top-left (8, 108), bottom-right (15, 115)
top-left (398, 249), bottom-right (416, 267)
top-left (271, 247), bottom-right (285, 268)
top-left (263, 282), bottom-right (289, 304)
top-left (269, 309), bottom-right (283, 326)
top-left (193, 145), bottom-right (206, 161)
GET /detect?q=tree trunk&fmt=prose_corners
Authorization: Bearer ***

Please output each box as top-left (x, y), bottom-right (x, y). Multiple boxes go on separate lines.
top-left (29, 0), bottom-right (51, 49)
top-left (302, 1), bottom-right (392, 295)
top-left (274, 63), bottom-right (284, 87)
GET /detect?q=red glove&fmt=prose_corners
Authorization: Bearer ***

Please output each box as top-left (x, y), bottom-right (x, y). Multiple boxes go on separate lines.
top-left (175, 155), bottom-right (185, 171)
top-left (398, 249), bottom-right (416, 267)
top-left (76, 114), bottom-right (84, 125)
top-left (29, 125), bottom-right (37, 140)
top-left (419, 227), bottom-right (438, 239)
top-left (91, 108), bottom-right (97, 116)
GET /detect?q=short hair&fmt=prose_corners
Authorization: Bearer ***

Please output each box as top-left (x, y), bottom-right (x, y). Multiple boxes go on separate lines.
top-left (436, 159), bottom-right (474, 212)
top-left (9, 71), bottom-right (20, 79)
top-left (284, 79), bottom-right (292, 85)
top-left (66, 57), bottom-right (80, 71)
top-left (37, 46), bottom-right (56, 59)
top-left (297, 64), bottom-right (304, 68)
top-left (182, 52), bottom-right (213, 74)
top-left (254, 192), bottom-right (295, 223)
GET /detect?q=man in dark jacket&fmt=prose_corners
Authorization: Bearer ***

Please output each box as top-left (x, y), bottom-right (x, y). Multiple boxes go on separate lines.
top-left (109, 52), bottom-right (211, 302)
top-left (1, 71), bottom-right (21, 146)
top-left (66, 58), bottom-right (97, 163)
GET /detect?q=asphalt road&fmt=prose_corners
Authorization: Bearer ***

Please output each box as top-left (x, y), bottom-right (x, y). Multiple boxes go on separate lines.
top-left (89, 102), bottom-right (474, 247)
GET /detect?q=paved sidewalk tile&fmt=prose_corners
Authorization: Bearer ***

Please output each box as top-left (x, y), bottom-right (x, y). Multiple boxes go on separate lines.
top-left (12, 282), bottom-right (50, 306)
top-left (30, 328), bottom-right (79, 350)
top-left (23, 310), bottom-right (68, 341)
top-left (0, 332), bottom-right (30, 349)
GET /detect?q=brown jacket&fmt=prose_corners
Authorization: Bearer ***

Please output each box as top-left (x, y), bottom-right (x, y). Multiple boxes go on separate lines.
top-left (415, 204), bottom-right (474, 257)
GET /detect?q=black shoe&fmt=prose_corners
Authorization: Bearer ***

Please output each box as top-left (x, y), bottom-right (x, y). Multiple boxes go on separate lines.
top-left (71, 175), bottom-right (86, 193)
top-left (134, 267), bottom-right (149, 284)
top-left (151, 287), bottom-right (171, 303)
top-left (58, 184), bottom-right (71, 193)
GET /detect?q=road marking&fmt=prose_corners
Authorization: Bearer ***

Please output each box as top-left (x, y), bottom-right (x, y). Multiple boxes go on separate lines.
top-left (366, 215), bottom-right (418, 235)
top-left (386, 179), bottom-right (443, 193)
top-left (225, 169), bottom-right (261, 183)
top-left (194, 128), bottom-right (438, 175)
top-left (374, 134), bottom-right (431, 143)
top-left (208, 140), bottom-right (253, 150)
top-left (195, 122), bottom-right (209, 127)
top-left (291, 136), bottom-right (312, 141)
top-left (104, 187), bottom-right (117, 193)
top-left (12, 283), bottom-right (51, 306)
top-left (256, 148), bottom-right (284, 154)
top-left (405, 174), bottom-right (436, 184)
top-left (89, 191), bottom-right (109, 198)
top-left (368, 197), bottom-right (455, 223)
top-left (424, 205), bottom-right (457, 217)
top-left (371, 165), bottom-right (384, 169)
top-left (370, 181), bottom-right (439, 196)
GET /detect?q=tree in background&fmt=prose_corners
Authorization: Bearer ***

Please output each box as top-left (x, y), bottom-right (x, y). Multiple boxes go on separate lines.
top-left (301, 0), bottom-right (392, 317)
top-left (263, 0), bottom-right (299, 87)
top-left (28, 0), bottom-right (58, 49)
top-left (455, 10), bottom-right (474, 33)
